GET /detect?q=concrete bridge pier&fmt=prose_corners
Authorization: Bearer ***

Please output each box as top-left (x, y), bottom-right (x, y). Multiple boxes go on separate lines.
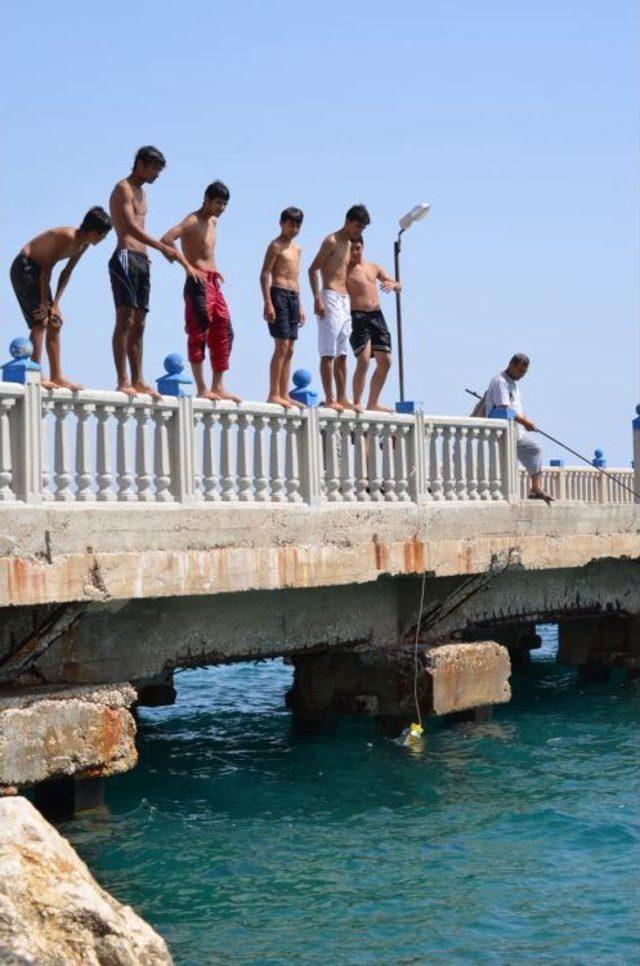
top-left (463, 622), bottom-right (542, 667)
top-left (557, 615), bottom-right (640, 680)
top-left (286, 641), bottom-right (512, 724)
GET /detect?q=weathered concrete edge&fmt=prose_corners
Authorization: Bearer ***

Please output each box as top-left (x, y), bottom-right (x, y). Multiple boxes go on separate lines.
top-left (0, 502), bottom-right (638, 607)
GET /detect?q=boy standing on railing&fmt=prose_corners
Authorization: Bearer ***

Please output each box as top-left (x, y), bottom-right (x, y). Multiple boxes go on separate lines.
top-left (161, 181), bottom-right (241, 402)
top-left (9, 207), bottom-right (112, 389)
top-left (259, 207), bottom-right (306, 407)
top-left (346, 235), bottom-right (399, 412)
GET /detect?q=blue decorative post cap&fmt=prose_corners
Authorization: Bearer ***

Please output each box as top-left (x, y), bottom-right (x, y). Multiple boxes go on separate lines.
top-left (550, 459), bottom-right (565, 467)
top-left (489, 406), bottom-right (516, 419)
top-left (156, 354), bottom-right (193, 397)
top-left (290, 368), bottom-right (319, 407)
top-left (592, 448), bottom-right (606, 469)
top-left (395, 400), bottom-right (424, 414)
top-left (1, 337), bottom-right (41, 384)
top-left (633, 404), bottom-right (640, 431)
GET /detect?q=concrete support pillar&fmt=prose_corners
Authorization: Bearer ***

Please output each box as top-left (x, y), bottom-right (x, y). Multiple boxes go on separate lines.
top-left (477, 623), bottom-right (542, 666)
top-left (557, 615), bottom-right (640, 671)
top-left (34, 775), bottom-right (106, 821)
top-left (633, 405), bottom-right (640, 503)
top-left (134, 671), bottom-right (177, 708)
top-left (287, 641), bottom-right (511, 722)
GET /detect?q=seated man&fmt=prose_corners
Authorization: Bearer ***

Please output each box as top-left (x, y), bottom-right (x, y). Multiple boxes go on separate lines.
top-left (483, 353), bottom-right (553, 504)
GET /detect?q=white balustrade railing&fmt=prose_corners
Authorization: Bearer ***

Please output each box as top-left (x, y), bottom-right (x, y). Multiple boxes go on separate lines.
top-left (518, 467), bottom-right (634, 504)
top-left (0, 376), bottom-right (635, 507)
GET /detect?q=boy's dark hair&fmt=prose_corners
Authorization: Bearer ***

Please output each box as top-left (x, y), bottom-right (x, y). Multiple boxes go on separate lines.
top-left (79, 206), bottom-right (112, 235)
top-left (346, 204), bottom-right (370, 227)
top-left (352, 234), bottom-right (364, 245)
top-left (509, 352), bottom-right (530, 367)
top-left (280, 206), bottom-right (304, 225)
top-left (134, 145), bottom-right (166, 169)
top-left (205, 181), bottom-right (230, 202)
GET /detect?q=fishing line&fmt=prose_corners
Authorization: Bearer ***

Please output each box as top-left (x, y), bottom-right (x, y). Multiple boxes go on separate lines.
top-left (465, 389), bottom-right (640, 501)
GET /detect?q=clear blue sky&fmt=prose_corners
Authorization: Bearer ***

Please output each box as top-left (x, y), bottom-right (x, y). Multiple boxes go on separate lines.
top-left (2, 0), bottom-right (637, 463)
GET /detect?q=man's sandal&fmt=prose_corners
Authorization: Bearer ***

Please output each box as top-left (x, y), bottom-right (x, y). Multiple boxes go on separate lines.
top-left (528, 490), bottom-right (554, 506)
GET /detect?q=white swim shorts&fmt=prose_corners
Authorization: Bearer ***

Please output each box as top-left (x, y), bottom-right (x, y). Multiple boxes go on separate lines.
top-left (317, 289), bottom-right (351, 358)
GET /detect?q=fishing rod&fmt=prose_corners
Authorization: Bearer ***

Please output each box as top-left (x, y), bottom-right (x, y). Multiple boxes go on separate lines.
top-left (464, 388), bottom-right (640, 501)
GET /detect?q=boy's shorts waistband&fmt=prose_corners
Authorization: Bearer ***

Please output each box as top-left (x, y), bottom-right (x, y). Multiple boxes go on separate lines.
top-left (112, 248), bottom-right (150, 261)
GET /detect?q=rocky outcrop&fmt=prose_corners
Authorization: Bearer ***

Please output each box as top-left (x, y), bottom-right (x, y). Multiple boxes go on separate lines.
top-left (0, 796), bottom-right (172, 965)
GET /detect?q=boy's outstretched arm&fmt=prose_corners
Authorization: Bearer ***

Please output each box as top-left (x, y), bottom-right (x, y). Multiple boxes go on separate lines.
top-left (160, 215), bottom-right (204, 283)
top-left (376, 264), bottom-right (401, 294)
top-left (308, 237), bottom-right (333, 318)
top-left (50, 247), bottom-right (88, 318)
top-left (260, 242), bottom-right (278, 321)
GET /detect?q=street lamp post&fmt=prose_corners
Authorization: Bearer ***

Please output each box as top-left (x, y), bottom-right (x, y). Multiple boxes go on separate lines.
top-left (394, 203), bottom-right (430, 404)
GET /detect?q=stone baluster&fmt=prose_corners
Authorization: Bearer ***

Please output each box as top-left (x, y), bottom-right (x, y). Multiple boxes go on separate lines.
top-left (202, 410), bottom-right (220, 502)
top-left (115, 405), bottom-right (136, 502)
top-left (269, 414), bottom-right (286, 503)
top-left (633, 405), bottom-right (640, 503)
top-left (134, 406), bottom-right (154, 502)
top-left (339, 419), bottom-right (355, 502)
top-left (96, 405), bottom-right (116, 501)
top-left (394, 423), bottom-right (410, 502)
top-left (323, 416), bottom-right (341, 502)
top-left (253, 413), bottom-right (269, 502)
top-left (466, 427), bottom-right (478, 500)
top-left (477, 428), bottom-right (490, 500)
top-left (192, 410), bottom-right (204, 501)
top-left (236, 411), bottom-right (254, 502)
top-left (220, 411), bottom-right (238, 502)
top-left (429, 426), bottom-right (443, 501)
top-left (367, 421), bottom-right (384, 502)
top-left (153, 409), bottom-right (173, 502)
top-left (53, 400), bottom-right (73, 502)
top-left (354, 419), bottom-right (370, 501)
top-left (382, 422), bottom-right (398, 501)
top-left (74, 403), bottom-right (95, 501)
top-left (0, 399), bottom-right (16, 502)
top-left (442, 426), bottom-right (456, 500)
top-left (454, 426), bottom-right (467, 500)
top-left (285, 415), bottom-right (303, 503)
top-left (41, 399), bottom-right (54, 501)
top-left (488, 427), bottom-right (504, 500)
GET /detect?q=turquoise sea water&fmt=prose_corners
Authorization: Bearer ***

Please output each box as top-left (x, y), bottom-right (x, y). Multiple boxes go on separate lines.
top-left (63, 628), bottom-right (639, 965)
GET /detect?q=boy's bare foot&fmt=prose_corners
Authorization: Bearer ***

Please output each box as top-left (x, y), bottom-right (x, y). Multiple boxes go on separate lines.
top-left (338, 398), bottom-right (363, 413)
top-left (366, 403), bottom-right (394, 413)
top-left (133, 382), bottom-right (162, 401)
top-left (323, 399), bottom-right (344, 412)
top-left (215, 389), bottom-right (242, 403)
top-left (116, 382), bottom-right (138, 397)
top-left (40, 379), bottom-right (56, 390)
top-left (50, 377), bottom-right (83, 391)
top-left (285, 396), bottom-right (305, 410)
top-left (266, 394), bottom-right (288, 407)
top-left (197, 389), bottom-right (221, 401)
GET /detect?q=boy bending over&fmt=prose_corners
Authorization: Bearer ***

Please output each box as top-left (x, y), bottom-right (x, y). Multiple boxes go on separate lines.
top-left (346, 235), bottom-right (400, 411)
top-left (162, 181), bottom-right (240, 401)
top-left (260, 207), bottom-right (306, 407)
top-left (10, 207), bottom-right (112, 388)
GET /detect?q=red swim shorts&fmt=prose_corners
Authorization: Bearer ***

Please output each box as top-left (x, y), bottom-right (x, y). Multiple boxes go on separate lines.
top-left (184, 271), bottom-right (234, 372)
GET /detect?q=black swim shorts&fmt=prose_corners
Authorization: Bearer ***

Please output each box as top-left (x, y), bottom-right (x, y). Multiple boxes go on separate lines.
top-left (10, 252), bottom-right (52, 328)
top-left (108, 249), bottom-right (150, 312)
top-left (268, 285), bottom-right (299, 340)
top-left (349, 309), bottom-right (392, 356)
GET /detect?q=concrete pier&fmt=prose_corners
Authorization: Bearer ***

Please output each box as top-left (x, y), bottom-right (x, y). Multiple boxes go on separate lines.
top-left (0, 373), bottom-right (637, 796)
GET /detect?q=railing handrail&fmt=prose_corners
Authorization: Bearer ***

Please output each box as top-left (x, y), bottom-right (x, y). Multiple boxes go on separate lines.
top-left (0, 378), bottom-right (635, 507)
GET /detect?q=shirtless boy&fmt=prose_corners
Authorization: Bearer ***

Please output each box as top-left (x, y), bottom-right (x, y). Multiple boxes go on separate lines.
top-left (260, 207), bottom-right (306, 407)
top-left (161, 181), bottom-right (240, 402)
top-left (10, 206), bottom-right (112, 389)
top-left (109, 146), bottom-right (197, 397)
top-left (308, 204), bottom-right (370, 411)
top-left (346, 236), bottom-right (400, 411)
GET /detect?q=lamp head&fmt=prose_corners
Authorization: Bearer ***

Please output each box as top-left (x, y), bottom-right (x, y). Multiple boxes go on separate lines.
top-left (398, 202), bottom-right (431, 232)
